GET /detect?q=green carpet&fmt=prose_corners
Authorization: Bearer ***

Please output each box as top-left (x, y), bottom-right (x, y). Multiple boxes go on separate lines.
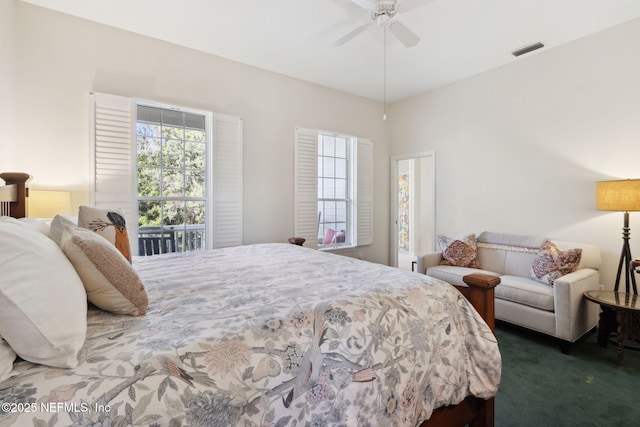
top-left (494, 322), bottom-right (640, 427)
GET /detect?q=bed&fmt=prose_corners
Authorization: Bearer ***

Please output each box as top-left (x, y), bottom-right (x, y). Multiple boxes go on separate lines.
top-left (0, 172), bottom-right (501, 427)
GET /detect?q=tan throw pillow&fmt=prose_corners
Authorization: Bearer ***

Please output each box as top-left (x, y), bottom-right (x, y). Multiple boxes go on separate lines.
top-left (531, 239), bottom-right (582, 286)
top-left (61, 226), bottom-right (148, 316)
top-left (0, 217), bottom-right (87, 368)
top-left (78, 206), bottom-right (132, 262)
top-left (437, 233), bottom-right (481, 268)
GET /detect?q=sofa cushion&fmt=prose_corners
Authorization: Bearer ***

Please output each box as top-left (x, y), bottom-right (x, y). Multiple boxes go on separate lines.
top-left (531, 240), bottom-right (582, 286)
top-left (476, 232), bottom-right (543, 276)
top-left (495, 275), bottom-right (555, 312)
top-left (477, 245), bottom-right (539, 277)
top-left (437, 233), bottom-right (481, 268)
top-left (478, 231), bottom-right (547, 249)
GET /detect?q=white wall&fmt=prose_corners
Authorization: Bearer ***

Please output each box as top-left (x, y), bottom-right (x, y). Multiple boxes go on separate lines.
top-left (6, 2), bottom-right (640, 281)
top-left (390, 18), bottom-right (640, 288)
top-left (0, 0), bottom-right (16, 157)
top-left (3, 2), bottom-right (391, 264)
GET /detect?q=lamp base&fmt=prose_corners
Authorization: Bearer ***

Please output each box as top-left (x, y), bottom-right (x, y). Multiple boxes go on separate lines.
top-left (614, 211), bottom-right (637, 294)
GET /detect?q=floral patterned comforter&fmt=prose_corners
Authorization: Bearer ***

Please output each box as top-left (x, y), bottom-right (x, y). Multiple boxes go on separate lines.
top-left (0, 243), bottom-right (501, 427)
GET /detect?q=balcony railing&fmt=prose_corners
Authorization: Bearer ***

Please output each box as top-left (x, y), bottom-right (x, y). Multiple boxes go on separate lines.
top-left (138, 224), bottom-right (205, 256)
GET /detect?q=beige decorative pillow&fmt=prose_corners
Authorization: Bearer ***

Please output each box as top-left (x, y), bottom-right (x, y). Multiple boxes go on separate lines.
top-left (78, 206), bottom-right (132, 262)
top-left (437, 233), bottom-right (481, 268)
top-left (61, 225), bottom-right (148, 316)
top-left (0, 217), bottom-right (87, 368)
top-left (531, 240), bottom-right (582, 286)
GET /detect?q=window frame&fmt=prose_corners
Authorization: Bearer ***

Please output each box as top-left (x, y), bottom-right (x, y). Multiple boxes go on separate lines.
top-left (134, 100), bottom-right (214, 253)
top-left (90, 92), bottom-right (243, 255)
top-left (317, 131), bottom-right (354, 250)
top-left (294, 127), bottom-right (372, 251)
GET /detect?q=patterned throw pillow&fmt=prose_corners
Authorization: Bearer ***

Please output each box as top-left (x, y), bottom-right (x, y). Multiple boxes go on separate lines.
top-left (531, 240), bottom-right (582, 286)
top-left (78, 206), bottom-right (132, 262)
top-left (437, 233), bottom-right (481, 268)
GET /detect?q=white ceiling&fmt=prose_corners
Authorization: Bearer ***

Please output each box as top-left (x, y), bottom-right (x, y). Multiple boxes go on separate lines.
top-left (21, 0), bottom-right (640, 103)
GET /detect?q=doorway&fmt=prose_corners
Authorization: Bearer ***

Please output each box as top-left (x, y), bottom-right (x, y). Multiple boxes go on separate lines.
top-left (390, 152), bottom-right (435, 270)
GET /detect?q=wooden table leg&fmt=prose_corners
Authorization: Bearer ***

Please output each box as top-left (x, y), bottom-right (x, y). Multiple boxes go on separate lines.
top-left (597, 306), bottom-right (616, 348)
top-left (617, 310), bottom-right (624, 365)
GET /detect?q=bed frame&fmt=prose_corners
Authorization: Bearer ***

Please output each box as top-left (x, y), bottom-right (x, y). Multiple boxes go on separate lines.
top-left (422, 272), bottom-right (499, 427)
top-left (0, 172), bottom-right (30, 218)
top-left (0, 171), bottom-right (499, 427)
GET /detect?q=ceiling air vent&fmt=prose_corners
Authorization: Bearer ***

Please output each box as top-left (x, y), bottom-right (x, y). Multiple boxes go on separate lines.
top-left (512, 42), bottom-right (544, 57)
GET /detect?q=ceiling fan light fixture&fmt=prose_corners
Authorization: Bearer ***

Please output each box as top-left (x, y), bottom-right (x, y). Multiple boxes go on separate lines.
top-left (335, 0), bottom-right (421, 48)
top-left (371, 1), bottom-right (397, 23)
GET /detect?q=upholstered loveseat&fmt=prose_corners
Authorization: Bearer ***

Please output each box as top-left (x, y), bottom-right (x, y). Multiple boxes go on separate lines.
top-left (417, 232), bottom-right (601, 353)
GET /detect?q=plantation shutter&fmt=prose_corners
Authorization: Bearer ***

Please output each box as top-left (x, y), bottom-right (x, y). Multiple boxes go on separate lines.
top-left (91, 93), bottom-right (243, 251)
top-left (294, 127), bottom-right (319, 249)
top-left (211, 113), bottom-right (243, 248)
top-left (355, 138), bottom-right (373, 246)
top-left (89, 92), bottom-right (137, 250)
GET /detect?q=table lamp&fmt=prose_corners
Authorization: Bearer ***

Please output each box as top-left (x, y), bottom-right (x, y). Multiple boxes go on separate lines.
top-left (596, 179), bottom-right (640, 294)
top-left (28, 189), bottom-right (72, 219)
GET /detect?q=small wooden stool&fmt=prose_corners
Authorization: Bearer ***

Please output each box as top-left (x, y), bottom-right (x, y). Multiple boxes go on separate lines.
top-left (288, 237), bottom-right (305, 246)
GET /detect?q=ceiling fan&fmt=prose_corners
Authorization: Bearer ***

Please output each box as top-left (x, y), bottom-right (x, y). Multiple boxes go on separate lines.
top-left (334, 0), bottom-right (428, 48)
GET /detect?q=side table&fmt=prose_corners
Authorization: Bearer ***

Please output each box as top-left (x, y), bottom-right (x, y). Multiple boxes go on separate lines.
top-left (584, 290), bottom-right (640, 364)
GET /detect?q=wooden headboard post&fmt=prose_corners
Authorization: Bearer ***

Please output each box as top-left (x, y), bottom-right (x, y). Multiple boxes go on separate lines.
top-left (0, 172), bottom-right (30, 218)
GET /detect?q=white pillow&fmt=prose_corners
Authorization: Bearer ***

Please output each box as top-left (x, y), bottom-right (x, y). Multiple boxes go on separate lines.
top-left (60, 225), bottom-right (148, 316)
top-left (18, 217), bottom-right (51, 236)
top-left (0, 217), bottom-right (87, 368)
top-left (0, 337), bottom-right (16, 382)
top-left (49, 214), bottom-right (78, 245)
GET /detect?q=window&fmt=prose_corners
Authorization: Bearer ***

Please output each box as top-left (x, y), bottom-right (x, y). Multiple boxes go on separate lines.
top-left (136, 104), bottom-right (209, 253)
top-left (89, 92), bottom-right (243, 254)
top-left (295, 127), bottom-right (372, 250)
top-left (317, 132), bottom-right (350, 248)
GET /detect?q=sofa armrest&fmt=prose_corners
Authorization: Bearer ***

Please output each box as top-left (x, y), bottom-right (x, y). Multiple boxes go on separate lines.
top-left (553, 268), bottom-right (600, 342)
top-left (417, 252), bottom-right (444, 275)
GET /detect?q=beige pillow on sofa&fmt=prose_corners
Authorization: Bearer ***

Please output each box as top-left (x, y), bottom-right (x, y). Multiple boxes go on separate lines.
top-left (60, 225), bottom-right (148, 316)
top-left (0, 217), bottom-right (87, 368)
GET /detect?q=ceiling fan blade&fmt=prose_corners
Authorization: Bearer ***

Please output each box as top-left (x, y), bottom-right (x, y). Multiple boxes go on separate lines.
top-left (346, 0), bottom-right (375, 9)
top-left (334, 23), bottom-right (372, 46)
top-left (388, 21), bottom-right (420, 47)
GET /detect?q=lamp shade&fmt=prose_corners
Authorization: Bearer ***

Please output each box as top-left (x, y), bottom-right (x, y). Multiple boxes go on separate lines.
top-left (28, 190), bottom-right (71, 218)
top-left (596, 179), bottom-right (640, 212)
